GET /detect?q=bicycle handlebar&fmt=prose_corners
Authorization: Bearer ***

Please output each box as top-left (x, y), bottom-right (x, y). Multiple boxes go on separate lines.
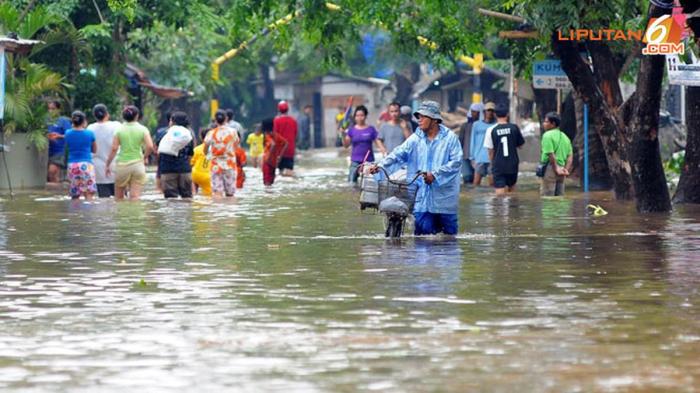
top-left (358, 164), bottom-right (424, 186)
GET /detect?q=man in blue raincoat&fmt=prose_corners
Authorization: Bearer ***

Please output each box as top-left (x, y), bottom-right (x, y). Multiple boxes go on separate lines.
top-left (370, 100), bottom-right (463, 235)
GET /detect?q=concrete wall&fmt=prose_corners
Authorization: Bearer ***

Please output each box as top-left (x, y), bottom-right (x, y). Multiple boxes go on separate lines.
top-left (0, 133), bottom-right (47, 190)
top-left (321, 77), bottom-right (386, 147)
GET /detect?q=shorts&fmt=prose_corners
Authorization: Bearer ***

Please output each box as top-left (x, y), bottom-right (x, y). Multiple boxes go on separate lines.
top-left (67, 162), bottom-right (97, 197)
top-left (115, 161), bottom-right (147, 188)
top-left (49, 153), bottom-right (66, 169)
top-left (475, 162), bottom-right (490, 177)
top-left (278, 157), bottom-right (294, 170)
top-left (263, 162), bottom-right (276, 186)
top-left (493, 172), bottom-right (518, 188)
top-left (414, 212), bottom-right (458, 236)
top-left (211, 169), bottom-right (236, 196)
top-left (97, 183), bottom-right (115, 198)
top-left (161, 172), bottom-right (193, 198)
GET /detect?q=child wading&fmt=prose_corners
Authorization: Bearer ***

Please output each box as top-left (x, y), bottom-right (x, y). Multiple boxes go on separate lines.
top-left (204, 110), bottom-right (239, 198)
top-left (246, 128), bottom-right (264, 168)
top-left (191, 128), bottom-right (212, 196)
top-left (64, 111), bottom-right (97, 200)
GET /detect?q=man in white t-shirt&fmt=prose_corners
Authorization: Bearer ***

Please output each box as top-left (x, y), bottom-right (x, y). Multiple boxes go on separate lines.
top-left (87, 104), bottom-right (121, 198)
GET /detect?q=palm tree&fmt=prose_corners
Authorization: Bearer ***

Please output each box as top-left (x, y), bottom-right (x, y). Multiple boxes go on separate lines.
top-left (1, 3), bottom-right (67, 149)
top-left (2, 56), bottom-right (64, 150)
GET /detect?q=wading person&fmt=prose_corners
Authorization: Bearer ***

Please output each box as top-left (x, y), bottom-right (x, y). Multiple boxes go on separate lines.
top-left (64, 111), bottom-right (97, 200)
top-left (273, 101), bottom-right (298, 177)
top-left (484, 103), bottom-right (525, 195)
top-left (246, 127), bottom-right (264, 168)
top-left (540, 112), bottom-right (573, 196)
top-left (297, 104), bottom-right (312, 150)
top-left (190, 128), bottom-right (212, 196)
top-left (342, 105), bottom-right (386, 183)
top-left (378, 102), bottom-right (411, 155)
top-left (458, 102), bottom-right (483, 185)
top-left (370, 100), bottom-right (462, 236)
top-left (204, 110), bottom-right (239, 198)
top-left (87, 104), bottom-right (120, 198)
top-left (262, 118), bottom-right (287, 187)
top-left (225, 108), bottom-right (244, 134)
top-left (156, 111), bottom-right (195, 199)
top-left (46, 100), bottom-right (72, 184)
top-left (153, 112), bottom-right (171, 193)
top-left (470, 102), bottom-right (497, 187)
top-left (105, 105), bottom-right (154, 201)
top-left (235, 131), bottom-right (247, 189)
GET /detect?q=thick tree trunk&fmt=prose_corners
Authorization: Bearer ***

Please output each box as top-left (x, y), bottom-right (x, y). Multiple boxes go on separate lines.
top-left (626, 4), bottom-right (672, 212)
top-left (533, 88), bottom-right (556, 134)
top-left (552, 37), bottom-right (634, 199)
top-left (673, 89), bottom-right (700, 203)
top-left (573, 92), bottom-right (613, 189)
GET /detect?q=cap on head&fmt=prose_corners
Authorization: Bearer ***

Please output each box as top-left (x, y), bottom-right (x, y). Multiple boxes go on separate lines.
top-left (277, 101), bottom-right (289, 113)
top-left (484, 102), bottom-right (496, 111)
top-left (495, 103), bottom-right (509, 117)
top-left (413, 100), bottom-right (443, 123)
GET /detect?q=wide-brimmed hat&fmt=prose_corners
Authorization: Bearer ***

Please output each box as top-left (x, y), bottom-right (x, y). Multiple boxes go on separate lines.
top-left (413, 100), bottom-right (443, 123)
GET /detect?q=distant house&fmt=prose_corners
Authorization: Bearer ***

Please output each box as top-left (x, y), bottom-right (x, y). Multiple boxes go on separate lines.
top-left (272, 72), bottom-right (393, 148)
top-left (412, 67), bottom-right (534, 116)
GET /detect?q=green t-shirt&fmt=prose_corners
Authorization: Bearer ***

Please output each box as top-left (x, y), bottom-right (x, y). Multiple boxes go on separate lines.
top-left (116, 122), bottom-right (149, 164)
top-left (540, 128), bottom-right (572, 166)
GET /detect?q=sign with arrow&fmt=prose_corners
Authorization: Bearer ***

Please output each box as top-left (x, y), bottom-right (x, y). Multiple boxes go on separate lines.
top-left (533, 60), bottom-right (572, 90)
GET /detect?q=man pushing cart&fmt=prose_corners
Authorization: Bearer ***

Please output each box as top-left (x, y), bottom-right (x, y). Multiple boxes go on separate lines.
top-left (364, 100), bottom-right (463, 237)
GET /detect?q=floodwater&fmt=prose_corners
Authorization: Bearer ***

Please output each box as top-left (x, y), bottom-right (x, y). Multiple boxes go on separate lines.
top-left (1, 149), bottom-right (699, 392)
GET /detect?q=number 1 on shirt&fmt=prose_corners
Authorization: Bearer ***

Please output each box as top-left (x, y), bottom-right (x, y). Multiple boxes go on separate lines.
top-left (500, 136), bottom-right (509, 157)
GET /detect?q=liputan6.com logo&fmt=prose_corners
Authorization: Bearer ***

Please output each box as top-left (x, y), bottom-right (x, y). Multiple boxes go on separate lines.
top-left (642, 13), bottom-right (686, 55)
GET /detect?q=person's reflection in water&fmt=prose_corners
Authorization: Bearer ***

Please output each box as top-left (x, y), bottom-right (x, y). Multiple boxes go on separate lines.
top-left (360, 239), bottom-right (462, 296)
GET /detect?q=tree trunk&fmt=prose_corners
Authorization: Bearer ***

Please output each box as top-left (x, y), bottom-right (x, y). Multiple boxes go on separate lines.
top-left (673, 86), bottom-right (700, 203)
top-left (572, 92), bottom-right (613, 189)
top-left (552, 36), bottom-right (634, 199)
top-left (533, 88), bottom-right (556, 134)
top-left (625, 3), bottom-right (672, 212)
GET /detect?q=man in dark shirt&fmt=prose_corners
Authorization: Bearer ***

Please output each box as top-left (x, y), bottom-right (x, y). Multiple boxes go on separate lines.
top-left (155, 111), bottom-right (195, 198)
top-left (483, 104), bottom-right (525, 195)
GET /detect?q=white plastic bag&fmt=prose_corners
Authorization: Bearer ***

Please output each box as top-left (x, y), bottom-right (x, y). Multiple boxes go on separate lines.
top-left (158, 125), bottom-right (193, 156)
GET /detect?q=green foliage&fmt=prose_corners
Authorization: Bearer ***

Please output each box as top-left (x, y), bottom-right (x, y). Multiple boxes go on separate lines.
top-left (107, 0), bottom-right (137, 22)
top-left (664, 150), bottom-right (685, 191)
top-left (2, 56), bottom-right (65, 150)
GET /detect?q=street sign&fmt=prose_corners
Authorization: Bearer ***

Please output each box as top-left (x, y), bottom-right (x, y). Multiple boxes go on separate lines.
top-left (533, 60), bottom-right (572, 89)
top-left (667, 54), bottom-right (700, 86)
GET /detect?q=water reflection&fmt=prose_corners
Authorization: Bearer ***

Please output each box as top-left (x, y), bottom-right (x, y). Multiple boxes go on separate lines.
top-left (359, 239), bottom-right (463, 297)
top-left (1, 150), bottom-right (700, 392)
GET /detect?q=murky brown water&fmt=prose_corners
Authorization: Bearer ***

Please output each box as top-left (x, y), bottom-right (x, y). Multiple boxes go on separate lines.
top-left (1, 149), bottom-right (699, 392)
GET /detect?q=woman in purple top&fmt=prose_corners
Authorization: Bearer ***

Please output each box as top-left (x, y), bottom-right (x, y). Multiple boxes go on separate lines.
top-left (342, 105), bottom-right (386, 183)
top-left (64, 111), bottom-right (97, 200)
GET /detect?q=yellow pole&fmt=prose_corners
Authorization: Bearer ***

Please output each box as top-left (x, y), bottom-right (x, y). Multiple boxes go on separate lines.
top-left (210, 3), bottom-right (341, 118)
